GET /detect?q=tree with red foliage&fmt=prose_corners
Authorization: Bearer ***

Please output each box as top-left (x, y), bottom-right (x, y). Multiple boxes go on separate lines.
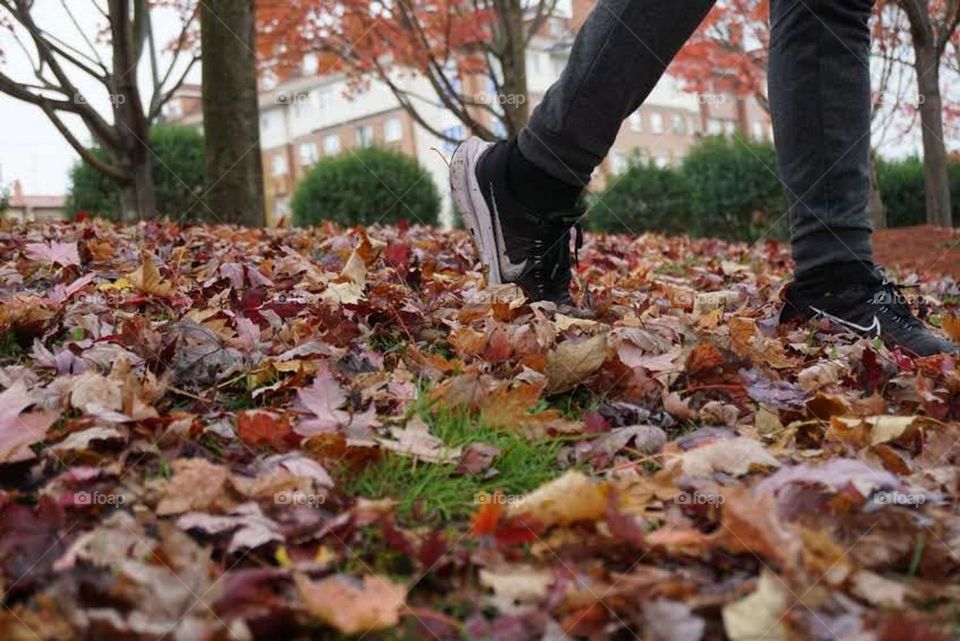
top-left (876, 0), bottom-right (960, 227)
top-left (256, 0), bottom-right (562, 142)
top-left (673, 0), bottom-right (960, 228)
top-left (670, 0), bottom-right (771, 121)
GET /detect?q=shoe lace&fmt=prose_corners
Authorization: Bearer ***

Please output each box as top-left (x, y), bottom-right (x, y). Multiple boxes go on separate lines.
top-left (522, 215), bottom-right (583, 298)
top-left (872, 275), bottom-right (925, 330)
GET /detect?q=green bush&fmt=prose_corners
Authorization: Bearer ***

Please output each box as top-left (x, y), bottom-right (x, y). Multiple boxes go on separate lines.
top-left (587, 159), bottom-right (695, 235)
top-left (876, 156), bottom-right (960, 227)
top-left (65, 125), bottom-right (208, 222)
top-left (680, 136), bottom-right (788, 242)
top-left (292, 147), bottom-right (440, 227)
top-left (589, 136), bottom-right (787, 242)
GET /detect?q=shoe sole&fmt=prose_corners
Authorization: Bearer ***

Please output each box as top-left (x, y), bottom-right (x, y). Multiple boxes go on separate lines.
top-left (450, 138), bottom-right (501, 286)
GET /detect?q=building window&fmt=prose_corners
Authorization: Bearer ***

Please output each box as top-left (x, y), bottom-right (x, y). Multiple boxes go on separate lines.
top-left (272, 153), bottom-right (288, 176)
top-left (441, 125), bottom-right (466, 154)
top-left (707, 118), bottom-right (724, 135)
top-left (317, 88), bottom-right (333, 110)
top-left (649, 112), bottom-right (664, 134)
top-left (302, 53), bottom-right (319, 75)
top-left (671, 114), bottom-right (686, 135)
top-left (689, 116), bottom-right (700, 134)
top-left (752, 121), bottom-right (764, 140)
top-left (628, 111), bottom-right (643, 132)
top-left (355, 125), bottom-right (374, 148)
top-left (610, 151), bottom-right (628, 175)
top-left (384, 118), bottom-right (403, 143)
top-left (299, 142), bottom-right (319, 166)
top-left (724, 121), bottom-right (737, 136)
top-left (654, 153), bottom-right (671, 168)
top-left (525, 52), bottom-right (541, 77)
top-left (294, 94), bottom-right (311, 118)
top-left (323, 134), bottom-right (341, 156)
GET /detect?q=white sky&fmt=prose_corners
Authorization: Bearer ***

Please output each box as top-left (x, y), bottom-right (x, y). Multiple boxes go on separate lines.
top-left (0, 2), bottom-right (946, 197)
top-left (0, 1), bottom-right (197, 195)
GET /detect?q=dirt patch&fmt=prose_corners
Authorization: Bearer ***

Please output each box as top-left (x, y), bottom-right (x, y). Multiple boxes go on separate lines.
top-left (873, 225), bottom-right (960, 279)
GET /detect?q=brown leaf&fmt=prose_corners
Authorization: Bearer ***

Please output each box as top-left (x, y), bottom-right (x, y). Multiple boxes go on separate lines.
top-left (127, 254), bottom-right (173, 296)
top-left (236, 410), bottom-right (292, 449)
top-left (295, 573), bottom-right (406, 634)
top-left (546, 333), bottom-right (607, 394)
top-left (506, 471), bottom-right (608, 528)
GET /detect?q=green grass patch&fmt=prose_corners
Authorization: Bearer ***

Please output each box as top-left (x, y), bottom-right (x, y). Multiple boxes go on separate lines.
top-left (344, 405), bottom-right (566, 523)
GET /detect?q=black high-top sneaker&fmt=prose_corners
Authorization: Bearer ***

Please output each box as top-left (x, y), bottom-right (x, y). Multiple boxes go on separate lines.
top-left (781, 263), bottom-right (958, 357)
top-left (450, 137), bottom-right (583, 305)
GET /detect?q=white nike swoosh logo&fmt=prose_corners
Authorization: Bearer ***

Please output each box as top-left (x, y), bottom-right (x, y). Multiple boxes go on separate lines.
top-left (810, 306), bottom-right (882, 336)
top-left (488, 184), bottom-right (527, 281)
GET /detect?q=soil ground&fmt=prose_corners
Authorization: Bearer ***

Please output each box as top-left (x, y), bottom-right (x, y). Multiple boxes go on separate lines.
top-left (873, 225), bottom-right (960, 279)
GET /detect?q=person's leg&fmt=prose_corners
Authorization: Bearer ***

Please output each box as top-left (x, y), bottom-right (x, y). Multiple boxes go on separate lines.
top-left (517, 0), bottom-right (716, 193)
top-left (768, 0), bottom-right (875, 277)
top-left (775, 0), bottom-right (957, 355)
top-left (451, 0), bottom-right (715, 305)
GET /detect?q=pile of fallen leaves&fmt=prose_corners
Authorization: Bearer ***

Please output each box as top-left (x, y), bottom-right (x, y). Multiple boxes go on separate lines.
top-left (1, 218), bottom-right (959, 641)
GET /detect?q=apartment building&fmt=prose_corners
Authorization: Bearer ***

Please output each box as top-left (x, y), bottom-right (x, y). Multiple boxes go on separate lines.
top-left (166, 3), bottom-right (770, 227)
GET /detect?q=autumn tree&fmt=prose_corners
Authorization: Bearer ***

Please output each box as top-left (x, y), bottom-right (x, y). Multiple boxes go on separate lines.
top-left (671, 0), bottom-right (908, 229)
top-left (880, 0), bottom-right (960, 227)
top-left (670, 0), bottom-right (770, 134)
top-left (256, 0), bottom-right (561, 142)
top-left (0, 0), bottom-right (198, 222)
top-left (201, 0), bottom-right (266, 226)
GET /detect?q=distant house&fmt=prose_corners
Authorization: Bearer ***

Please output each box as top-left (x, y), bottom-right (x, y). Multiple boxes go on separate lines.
top-left (5, 180), bottom-right (66, 223)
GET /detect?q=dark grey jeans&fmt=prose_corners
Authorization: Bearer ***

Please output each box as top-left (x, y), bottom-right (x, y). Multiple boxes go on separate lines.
top-left (518, 0), bottom-right (875, 275)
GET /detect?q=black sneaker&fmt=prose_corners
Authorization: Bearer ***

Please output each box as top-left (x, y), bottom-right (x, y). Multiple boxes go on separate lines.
top-left (450, 137), bottom-right (583, 305)
top-left (781, 263), bottom-right (958, 357)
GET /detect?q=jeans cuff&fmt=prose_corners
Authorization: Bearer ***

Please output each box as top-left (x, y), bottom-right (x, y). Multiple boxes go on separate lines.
top-left (792, 229), bottom-right (874, 277)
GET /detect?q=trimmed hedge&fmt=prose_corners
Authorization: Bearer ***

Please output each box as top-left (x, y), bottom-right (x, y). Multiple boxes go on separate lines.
top-left (586, 159), bottom-right (695, 235)
top-left (292, 147), bottom-right (440, 227)
top-left (65, 125), bottom-right (208, 222)
top-left (589, 136), bottom-right (788, 242)
top-left (876, 156), bottom-right (960, 227)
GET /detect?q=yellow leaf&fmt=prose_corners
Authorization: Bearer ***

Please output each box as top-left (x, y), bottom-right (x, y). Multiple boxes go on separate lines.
top-left (506, 471), bottom-right (608, 527)
top-left (722, 571), bottom-right (789, 641)
top-left (127, 254), bottom-right (172, 296)
top-left (99, 277), bottom-right (132, 292)
top-left (942, 313), bottom-right (960, 341)
top-left (545, 333), bottom-right (607, 394)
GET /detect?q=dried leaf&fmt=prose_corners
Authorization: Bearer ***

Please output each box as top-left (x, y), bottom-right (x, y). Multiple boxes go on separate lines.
top-left (295, 573), bottom-right (405, 634)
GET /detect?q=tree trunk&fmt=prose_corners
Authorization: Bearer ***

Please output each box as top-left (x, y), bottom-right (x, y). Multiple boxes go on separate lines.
top-left (497, 0), bottom-right (531, 137)
top-left (914, 45), bottom-right (953, 227)
top-left (109, 0), bottom-right (156, 222)
top-left (117, 159), bottom-right (156, 223)
top-left (868, 152), bottom-right (886, 230)
top-left (200, 0), bottom-right (266, 227)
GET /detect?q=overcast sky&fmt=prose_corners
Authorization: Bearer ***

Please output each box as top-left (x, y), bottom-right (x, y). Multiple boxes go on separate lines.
top-left (0, 2), bottom-right (197, 195)
top-left (0, 3), bottom-right (946, 197)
